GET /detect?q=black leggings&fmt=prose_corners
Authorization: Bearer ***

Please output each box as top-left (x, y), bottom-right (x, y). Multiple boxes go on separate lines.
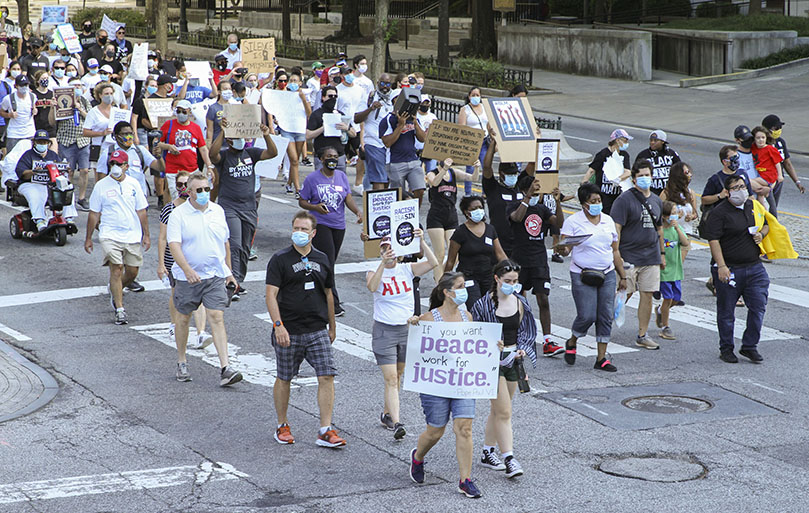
top-left (312, 224), bottom-right (345, 308)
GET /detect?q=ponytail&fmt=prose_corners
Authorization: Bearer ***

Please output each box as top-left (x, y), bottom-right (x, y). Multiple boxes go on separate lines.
top-left (428, 272), bottom-right (465, 311)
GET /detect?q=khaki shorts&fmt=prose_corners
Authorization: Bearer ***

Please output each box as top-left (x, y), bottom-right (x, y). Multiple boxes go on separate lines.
top-left (100, 239), bottom-right (144, 267)
top-left (626, 264), bottom-right (660, 294)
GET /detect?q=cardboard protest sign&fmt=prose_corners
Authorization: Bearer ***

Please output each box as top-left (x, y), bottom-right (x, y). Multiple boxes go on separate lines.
top-left (253, 134), bottom-right (289, 180)
top-left (106, 108), bottom-right (132, 144)
top-left (101, 14), bottom-right (125, 38)
top-left (421, 120), bottom-right (486, 166)
top-left (241, 38), bottom-right (276, 74)
top-left (128, 43), bottom-right (149, 81)
top-left (390, 199), bottom-right (419, 256)
top-left (403, 321), bottom-right (501, 400)
top-left (482, 97), bottom-right (539, 163)
top-left (223, 104), bottom-right (262, 139)
top-left (535, 138), bottom-right (560, 191)
top-left (54, 87), bottom-right (75, 120)
top-left (41, 5), bottom-right (68, 25)
top-left (143, 98), bottom-right (174, 128)
top-left (185, 60), bottom-right (213, 81)
top-left (363, 188), bottom-right (401, 258)
top-left (0, 44), bottom-right (7, 71)
top-left (261, 89), bottom-right (307, 134)
top-left (56, 24), bottom-right (82, 54)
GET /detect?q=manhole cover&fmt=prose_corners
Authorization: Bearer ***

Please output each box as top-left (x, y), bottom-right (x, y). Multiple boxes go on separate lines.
top-left (597, 454), bottom-right (707, 482)
top-left (622, 395), bottom-right (713, 414)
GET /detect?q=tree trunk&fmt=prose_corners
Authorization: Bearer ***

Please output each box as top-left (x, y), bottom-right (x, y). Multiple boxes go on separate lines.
top-left (156, 0), bottom-right (168, 55)
top-left (146, 0), bottom-right (156, 26)
top-left (371, 0), bottom-right (389, 79)
top-left (15, 0), bottom-right (28, 28)
top-left (282, 0), bottom-right (291, 42)
top-left (471, 0), bottom-right (497, 58)
top-left (749, 0), bottom-right (761, 14)
top-left (438, 0), bottom-right (449, 67)
top-left (340, 0), bottom-right (361, 38)
top-left (180, 0), bottom-right (189, 34)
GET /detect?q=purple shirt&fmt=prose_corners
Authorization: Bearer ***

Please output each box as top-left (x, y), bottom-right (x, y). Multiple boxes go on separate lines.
top-left (299, 169), bottom-right (351, 230)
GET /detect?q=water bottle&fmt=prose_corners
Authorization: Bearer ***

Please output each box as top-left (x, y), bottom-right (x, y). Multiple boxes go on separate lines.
top-left (162, 276), bottom-right (171, 289)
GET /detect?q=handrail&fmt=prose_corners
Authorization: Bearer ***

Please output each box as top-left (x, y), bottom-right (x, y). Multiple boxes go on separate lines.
top-left (410, 1), bottom-right (440, 20)
top-left (592, 21), bottom-right (733, 44)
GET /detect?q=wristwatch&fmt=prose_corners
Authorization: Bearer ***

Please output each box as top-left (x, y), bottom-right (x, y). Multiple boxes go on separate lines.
top-left (274, 320), bottom-right (283, 327)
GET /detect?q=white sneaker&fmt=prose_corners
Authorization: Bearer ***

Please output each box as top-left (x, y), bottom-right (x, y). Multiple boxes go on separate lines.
top-left (189, 331), bottom-right (213, 350)
top-left (351, 184), bottom-right (364, 196)
top-left (168, 323), bottom-right (175, 339)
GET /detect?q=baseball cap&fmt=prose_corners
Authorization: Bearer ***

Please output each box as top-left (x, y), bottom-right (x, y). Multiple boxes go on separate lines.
top-left (380, 235), bottom-right (391, 248)
top-left (33, 129), bottom-right (50, 141)
top-left (762, 114), bottom-right (784, 130)
top-left (339, 66), bottom-right (354, 75)
top-left (650, 129), bottom-right (667, 142)
top-left (420, 94), bottom-right (431, 103)
top-left (87, 58), bottom-right (99, 68)
top-left (109, 149), bottom-right (128, 164)
top-left (15, 74), bottom-right (29, 87)
top-left (147, 51), bottom-right (157, 58)
top-left (157, 74), bottom-right (176, 85)
top-left (29, 37), bottom-right (43, 48)
top-left (214, 53), bottom-right (228, 61)
top-left (609, 128), bottom-right (633, 141)
top-left (734, 125), bottom-right (753, 141)
top-left (328, 67), bottom-right (341, 77)
top-left (100, 64), bottom-right (114, 73)
top-left (176, 99), bottom-right (192, 110)
top-left (311, 61), bottom-right (324, 69)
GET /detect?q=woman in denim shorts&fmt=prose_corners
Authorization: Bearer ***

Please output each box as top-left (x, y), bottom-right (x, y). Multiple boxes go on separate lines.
top-left (276, 71), bottom-right (311, 197)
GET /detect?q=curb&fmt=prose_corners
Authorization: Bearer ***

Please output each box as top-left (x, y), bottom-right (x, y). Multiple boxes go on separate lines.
top-left (0, 339), bottom-right (59, 424)
top-left (679, 57), bottom-right (809, 88)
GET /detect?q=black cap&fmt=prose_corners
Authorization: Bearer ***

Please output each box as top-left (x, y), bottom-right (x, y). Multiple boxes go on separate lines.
top-left (34, 129), bottom-right (50, 141)
top-left (29, 37), bottom-right (43, 48)
top-left (15, 74), bottom-right (29, 87)
top-left (762, 114), bottom-right (784, 130)
top-left (156, 74), bottom-right (176, 85)
top-left (733, 125), bottom-right (753, 141)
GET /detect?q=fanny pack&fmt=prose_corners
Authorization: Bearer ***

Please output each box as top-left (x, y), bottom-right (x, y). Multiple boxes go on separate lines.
top-left (580, 268), bottom-right (606, 287)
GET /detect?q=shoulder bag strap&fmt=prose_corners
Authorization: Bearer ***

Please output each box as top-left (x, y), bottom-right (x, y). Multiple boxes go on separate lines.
top-left (630, 188), bottom-right (661, 228)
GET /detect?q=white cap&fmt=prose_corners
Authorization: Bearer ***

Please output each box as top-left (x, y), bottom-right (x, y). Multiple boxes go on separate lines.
top-left (176, 99), bottom-right (192, 110)
top-left (650, 129), bottom-right (667, 142)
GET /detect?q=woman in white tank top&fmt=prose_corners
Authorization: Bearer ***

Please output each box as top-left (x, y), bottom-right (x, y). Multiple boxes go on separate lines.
top-left (457, 87), bottom-right (489, 196)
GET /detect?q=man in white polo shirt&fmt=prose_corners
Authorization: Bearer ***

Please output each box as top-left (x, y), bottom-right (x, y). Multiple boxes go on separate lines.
top-left (84, 150), bottom-right (151, 325)
top-left (167, 171), bottom-right (243, 386)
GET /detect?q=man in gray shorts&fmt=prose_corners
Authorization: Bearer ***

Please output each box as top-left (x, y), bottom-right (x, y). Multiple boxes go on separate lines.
top-left (380, 110), bottom-right (427, 206)
top-left (167, 171), bottom-right (243, 386)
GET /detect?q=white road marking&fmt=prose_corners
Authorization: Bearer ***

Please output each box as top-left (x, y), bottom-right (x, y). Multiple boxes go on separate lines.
top-left (0, 323), bottom-right (31, 341)
top-left (735, 377), bottom-right (784, 394)
top-left (261, 193), bottom-right (292, 205)
top-left (0, 461), bottom-right (247, 504)
top-left (581, 403), bottom-right (610, 416)
top-left (564, 134), bottom-right (598, 143)
top-left (695, 277), bottom-right (809, 310)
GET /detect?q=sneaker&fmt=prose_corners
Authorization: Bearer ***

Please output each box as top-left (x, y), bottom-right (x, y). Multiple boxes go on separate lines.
top-left (480, 449), bottom-right (505, 470)
top-left (594, 358), bottom-right (617, 372)
top-left (114, 307), bottom-right (128, 325)
top-left (739, 348), bottom-right (763, 363)
top-left (635, 335), bottom-right (660, 350)
top-left (248, 247), bottom-right (258, 261)
top-left (393, 422), bottom-right (406, 441)
top-left (294, 191), bottom-right (301, 200)
top-left (660, 327), bottom-right (676, 340)
top-left (543, 341), bottom-right (565, 357)
top-left (380, 412), bottom-right (395, 430)
top-left (35, 219), bottom-right (47, 232)
top-left (720, 351), bottom-right (739, 364)
top-left (301, 157), bottom-right (312, 166)
top-left (236, 286), bottom-right (247, 296)
top-left (458, 478), bottom-right (482, 499)
top-left (169, 323), bottom-right (175, 339)
top-left (334, 305), bottom-right (345, 317)
top-left (76, 198), bottom-right (90, 211)
top-left (705, 277), bottom-right (716, 296)
top-left (176, 362), bottom-right (192, 382)
top-left (655, 305), bottom-right (663, 328)
top-left (348, 155), bottom-right (358, 167)
top-left (125, 280), bottom-right (145, 292)
top-left (551, 253), bottom-right (564, 263)
top-left (285, 184), bottom-right (295, 195)
top-left (352, 184), bottom-right (364, 196)
top-left (504, 456), bottom-right (524, 478)
top-left (230, 292), bottom-right (240, 302)
top-left (189, 331), bottom-right (213, 350)
top-left (317, 429), bottom-right (346, 448)
top-left (409, 448), bottom-right (425, 483)
top-left (220, 365), bottom-right (243, 386)
top-left (274, 423), bottom-right (295, 444)
top-left (564, 338), bottom-right (576, 366)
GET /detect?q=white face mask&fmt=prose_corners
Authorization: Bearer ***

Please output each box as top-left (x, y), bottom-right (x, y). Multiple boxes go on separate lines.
top-left (358, 64), bottom-right (368, 74)
top-left (109, 164), bottom-right (124, 178)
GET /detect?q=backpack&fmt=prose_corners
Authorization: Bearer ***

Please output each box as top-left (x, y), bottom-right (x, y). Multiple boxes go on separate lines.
top-left (10, 90), bottom-right (35, 115)
top-left (697, 204), bottom-right (714, 240)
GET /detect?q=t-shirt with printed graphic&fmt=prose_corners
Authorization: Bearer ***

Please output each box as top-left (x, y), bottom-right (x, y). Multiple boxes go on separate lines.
top-left (589, 147), bottom-right (630, 214)
top-left (660, 225), bottom-right (684, 282)
top-left (184, 85), bottom-right (212, 104)
top-left (634, 146), bottom-right (681, 196)
top-left (372, 264), bottom-right (416, 325)
top-left (379, 113), bottom-right (418, 163)
top-left (160, 119), bottom-right (206, 174)
top-left (506, 200), bottom-right (553, 268)
top-left (610, 188), bottom-right (663, 267)
top-left (751, 144), bottom-right (783, 184)
top-left (215, 147), bottom-right (263, 215)
top-left (266, 246), bottom-right (334, 335)
top-left (299, 169), bottom-right (351, 230)
top-left (773, 137), bottom-right (790, 161)
top-left (482, 171), bottom-right (528, 254)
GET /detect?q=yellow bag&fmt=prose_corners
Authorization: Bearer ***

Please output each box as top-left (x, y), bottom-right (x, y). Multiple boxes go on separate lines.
top-left (752, 200), bottom-right (798, 259)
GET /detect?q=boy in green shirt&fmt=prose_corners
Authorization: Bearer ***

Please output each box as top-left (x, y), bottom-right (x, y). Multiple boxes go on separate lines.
top-left (656, 201), bottom-right (690, 340)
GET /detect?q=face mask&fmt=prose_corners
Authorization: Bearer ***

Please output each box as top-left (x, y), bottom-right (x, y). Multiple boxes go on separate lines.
top-left (176, 112), bottom-right (189, 123)
top-left (34, 143), bottom-right (48, 153)
top-left (99, 74), bottom-right (109, 82)
top-left (109, 164), bottom-right (124, 178)
top-left (73, 87), bottom-right (83, 97)
top-left (588, 203), bottom-right (603, 216)
top-left (451, 287), bottom-right (468, 306)
top-left (189, 79), bottom-right (200, 88)
top-left (636, 176), bottom-right (652, 190)
top-left (101, 94), bottom-right (114, 105)
top-left (53, 69), bottom-right (65, 78)
top-left (98, 37), bottom-right (107, 45)
top-left (84, 25), bottom-right (92, 32)
top-left (499, 282), bottom-right (522, 296)
top-left (668, 214), bottom-right (679, 223)
top-left (216, 62), bottom-right (226, 71)
top-left (195, 191), bottom-right (210, 206)
top-left (147, 85), bottom-right (158, 95)
top-left (620, 142), bottom-right (630, 151)
top-left (287, 82), bottom-right (299, 92)
top-left (149, 60), bottom-right (157, 69)
top-left (332, 76), bottom-right (342, 85)
top-left (67, 71), bottom-right (77, 78)
top-left (728, 189), bottom-right (747, 206)
top-left (528, 195), bottom-right (539, 206)
top-left (771, 128), bottom-right (782, 139)
top-left (726, 154), bottom-right (740, 171)
top-left (468, 208), bottom-right (485, 223)
top-left (89, 68), bottom-right (98, 75)
top-left (315, 69), bottom-right (323, 78)
top-left (39, 78), bottom-right (49, 88)
top-left (323, 97), bottom-right (337, 112)
top-left (10, 70), bottom-right (20, 78)
top-left (233, 96), bottom-right (243, 103)
top-left (221, 89), bottom-right (233, 100)
top-left (118, 133), bottom-right (134, 148)
top-left (229, 43), bottom-right (238, 51)
top-left (18, 86), bottom-right (29, 94)
top-left (418, 105), bottom-right (429, 113)
top-left (247, 80), bottom-right (257, 89)
top-left (61, 55), bottom-right (71, 62)
top-left (503, 174), bottom-right (518, 187)
top-left (230, 138), bottom-right (245, 151)
top-left (324, 158), bottom-right (339, 170)
top-left (49, 43), bottom-right (58, 51)
top-left (469, 96), bottom-right (481, 106)
top-left (344, 74), bottom-right (354, 85)
top-left (291, 231), bottom-right (310, 247)
top-left (740, 138), bottom-right (753, 149)
top-left (177, 182), bottom-right (188, 198)
top-left (358, 64), bottom-right (368, 73)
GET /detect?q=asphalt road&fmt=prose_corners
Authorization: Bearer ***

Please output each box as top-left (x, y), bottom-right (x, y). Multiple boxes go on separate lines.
top-left (1, 123), bottom-right (809, 512)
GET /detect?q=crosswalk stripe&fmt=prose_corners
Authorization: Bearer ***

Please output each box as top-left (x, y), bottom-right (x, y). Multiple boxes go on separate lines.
top-left (694, 276), bottom-right (809, 310)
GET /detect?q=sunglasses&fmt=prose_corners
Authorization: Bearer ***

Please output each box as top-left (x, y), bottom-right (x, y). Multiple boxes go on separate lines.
top-left (195, 186), bottom-right (212, 193)
top-left (53, 67), bottom-right (65, 70)
top-left (501, 263), bottom-right (521, 273)
top-left (277, 79), bottom-right (287, 83)
top-left (379, 81), bottom-right (391, 87)
top-left (176, 181), bottom-right (188, 188)
top-left (326, 94), bottom-right (337, 99)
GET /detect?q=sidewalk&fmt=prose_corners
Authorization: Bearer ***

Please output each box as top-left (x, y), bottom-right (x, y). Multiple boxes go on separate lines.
top-left (0, 338), bottom-right (58, 423)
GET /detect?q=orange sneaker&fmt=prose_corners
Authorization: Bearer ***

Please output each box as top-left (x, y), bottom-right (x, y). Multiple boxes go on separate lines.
top-left (274, 423), bottom-right (295, 444)
top-left (316, 428), bottom-right (346, 448)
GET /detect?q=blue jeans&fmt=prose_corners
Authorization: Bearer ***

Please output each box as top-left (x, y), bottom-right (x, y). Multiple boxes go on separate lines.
top-left (420, 394), bottom-right (475, 428)
top-left (463, 137), bottom-right (488, 195)
top-left (767, 181), bottom-right (783, 218)
top-left (711, 262), bottom-right (769, 353)
top-left (570, 270), bottom-right (616, 343)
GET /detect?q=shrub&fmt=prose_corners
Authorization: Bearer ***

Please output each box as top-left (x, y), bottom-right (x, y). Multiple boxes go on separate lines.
top-left (455, 57), bottom-right (505, 76)
top-left (72, 8), bottom-right (147, 28)
top-left (695, 0), bottom-right (739, 18)
top-left (741, 44), bottom-right (809, 69)
top-left (665, 14), bottom-right (809, 36)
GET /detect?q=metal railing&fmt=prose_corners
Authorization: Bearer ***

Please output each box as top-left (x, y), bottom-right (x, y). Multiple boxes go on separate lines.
top-left (388, 56), bottom-right (532, 90)
top-left (177, 28), bottom-right (345, 60)
top-left (430, 97), bottom-right (562, 131)
top-left (126, 24), bottom-right (180, 39)
top-left (359, 0), bottom-right (430, 18)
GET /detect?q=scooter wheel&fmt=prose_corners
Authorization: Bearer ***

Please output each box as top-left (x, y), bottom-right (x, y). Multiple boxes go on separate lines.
top-left (53, 226), bottom-right (67, 246)
top-left (9, 217), bottom-right (22, 239)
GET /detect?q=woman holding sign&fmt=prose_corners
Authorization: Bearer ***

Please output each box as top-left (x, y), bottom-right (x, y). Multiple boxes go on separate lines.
top-left (275, 71), bottom-right (311, 197)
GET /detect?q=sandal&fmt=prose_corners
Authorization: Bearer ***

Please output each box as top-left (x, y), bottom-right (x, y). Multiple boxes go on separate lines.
top-left (564, 337), bottom-right (576, 366)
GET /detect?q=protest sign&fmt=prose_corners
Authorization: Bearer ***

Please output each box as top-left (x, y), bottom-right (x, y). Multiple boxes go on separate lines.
top-left (190, 99), bottom-right (215, 139)
top-left (390, 199), bottom-right (419, 256)
top-left (482, 97), bottom-right (539, 163)
top-left (363, 188), bottom-right (401, 258)
top-left (185, 60), bottom-right (213, 81)
top-left (143, 98), bottom-right (174, 128)
top-left (107, 108), bottom-right (132, 144)
top-left (5, 24), bottom-right (21, 39)
top-left (223, 104), bottom-right (262, 139)
top-left (535, 138), bottom-right (560, 191)
top-left (261, 89), bottom-right (307, 134)
top-left (254, 135), bottom-right (289, 180)
top-left (0, 44), bottom-right (7, 71)
top-left (322, 113), bottom-right (342, 137)
top-left (128, 43), bottom-right (149, 81)
top-left (241, 38), bottom-right (276, 74)
top-left (101, 14), bottom-right (125, 38)
top-left (54, 88), bottom-right (75, 120)
top-left (421, 120), bottom-right (486, 166)
top-left (56, 24), bottom-right (82, 54)
top-left (41, 6), bottom-right (68, 25)
top-left (403, 321), bottom-right (501, 400)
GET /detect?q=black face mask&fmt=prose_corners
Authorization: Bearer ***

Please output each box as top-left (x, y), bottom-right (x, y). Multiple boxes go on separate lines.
top-left (332, 76), bottom-right (342, 85)
top-left (740, 139), bottom-right (753, 149)
top-left (105, 49), bottom-right (115, 58)
top-left (217, 62), bottom-right (227, 71)
top-left (418, 105), bottom-right (429, 113)
top-left (322, 97), bottom-right (337, 113)
top-left (324, 158), bottom-right (339, 170)
top-left (98, 37), bottom-right (107, 45)
top-left (83, 25), bottom-right (92, 32)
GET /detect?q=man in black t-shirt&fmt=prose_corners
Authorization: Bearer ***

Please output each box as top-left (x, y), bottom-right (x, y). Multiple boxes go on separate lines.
top-left (20, 38), bottom-right (49, 81)
top-left (583, 129), bottom-right (633, 214)
top-left (265, 211), bottom-right (346, 448)
top-left (703, 175), bottom-right (769, 364)
top-left (633, 129), bottom-right (681, 196)
top-left (506, 174), bottom-right (564, 357)
top-left (481, 139), bottom-right (526, 256)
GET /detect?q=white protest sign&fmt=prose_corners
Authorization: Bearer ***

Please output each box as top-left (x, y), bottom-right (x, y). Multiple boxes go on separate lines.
top-left (128, 42), bottom-right (149, 81)
top-left (41, 5), bottom-right (68, 25)
top-left (6, 24), bottom-right (21, 39)
top-left (185, 60), bottom-right (213, 81)
top-left (403, 321), bottom-right (501, 400)
top-left (106, 108), bottom-right (132, 144)
top-left (261, 89), bottom-right (306, 134)
top-left (190, 99), bottom-right (215, 139)
top-left (365, 189), bottom-right (399, 240)
top-left (390, 199), bottom-right (419, 256)
top-left (56, 24), bottom-right (82, 54)
top-left (253, 134), bottom-right (289, 179)
top-left (101, 14), bottom-right (125, 38)
top-left (245, 88), bottom-right (261, 105)
top-left (322, 112), bottom-right (342, 137)
top-left (143, 98), bottom-right (174, 128)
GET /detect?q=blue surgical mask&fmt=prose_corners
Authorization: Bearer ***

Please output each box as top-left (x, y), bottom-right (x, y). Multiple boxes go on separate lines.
top-left (636, 176), bottom-right (652, 190)
top-left (49, 43), bottom-right (58, 50)
top-left (221, 90), bottom-right (233, 100)
top-left (99, 74), bottom-right (109, 82)
top-left (195, 191), bottom-right (210, 206)
top-left (230, 138), bottom-right (245, 150)
top-left (451, 287), bottom-right (468, 305)
top-left (503, 174), bottom-right (518, 187)
top-left (469, 96), bottom-right (481, 106)
top-left (344, 74), bottom-right (354, 84)
top-left (528, 195), bottom-right (539, 206)
top-left (89, 68), bottom-right (98, 75)
top-left (34, 143), bottom-right (48, 154)
top-left (147, 85), bottom-right (158, 95)
top-left (229, 43), bottom-right (238, 51)
top-left (54, 69), bottom-right (65, 78)
top-left (468, 208), bottom-right (485, 223)
top-left (668, 214), bottom-right (678, 223)
top-left (61, 55), bottom-right (71, 62)
top-left (620, 142), bottom-right (630, 151)
top-left (287, 82), bottom-right (299, 92)
top-left (67, 70), bottom-right (77, 78)
top-left (291, 231), bottom-right (310, 247)
top-left (499, 282), bottom-right (522, 296)
top-left (587, 203), bottom-right (603, 216)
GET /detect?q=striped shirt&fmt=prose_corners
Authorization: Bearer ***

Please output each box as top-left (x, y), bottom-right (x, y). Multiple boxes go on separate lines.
top-left (471, 292), bottom-right (538, 366)
top-left (160, 202), bottom-right (176, 270)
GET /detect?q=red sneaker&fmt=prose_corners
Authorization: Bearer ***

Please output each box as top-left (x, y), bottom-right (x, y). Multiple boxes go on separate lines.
top-left (543, 341), bottom-right (565, 357)
top-left (274, 423), bottom-right (295, 444)
top-left (317, 429), bottom-right (347, 448)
